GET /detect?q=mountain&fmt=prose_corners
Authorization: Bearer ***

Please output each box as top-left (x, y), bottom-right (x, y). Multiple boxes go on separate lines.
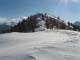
top-left (74, 21), bottom-right (80, 26)
top-left (0, 17), bottom-right (27, 33)
top-left (0, 23), bottom-right (10, 31)
top-left (0, 21), bottom-right (18, 33)
top-left (0, 13), bottom-right (79, 33)
top-left (11, 13), bottom-right (67, 32)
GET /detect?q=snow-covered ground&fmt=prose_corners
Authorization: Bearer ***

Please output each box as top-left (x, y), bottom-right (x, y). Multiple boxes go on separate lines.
top-left (0, 30), bottom-right (80, 60)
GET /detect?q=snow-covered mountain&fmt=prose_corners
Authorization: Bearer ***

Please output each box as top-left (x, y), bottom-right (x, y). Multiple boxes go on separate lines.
top-left (0, 18), bottom-right (22, 33)
top-left (0, 30), bottom-right (80, 60)
top-left (11, 13), bottom-right (67, 32)
top-left (0, 22), bottom-right (18, 33)
top-left (0, 23), bottom-right (10, 31)
top-left (74, 21), bottom-right (80, 26)
top-left (0, 13), bottom-right (79, 33)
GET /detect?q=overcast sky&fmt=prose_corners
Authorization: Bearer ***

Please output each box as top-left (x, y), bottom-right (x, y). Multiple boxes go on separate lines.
top-left (0, 0), bottom-right (80, 22)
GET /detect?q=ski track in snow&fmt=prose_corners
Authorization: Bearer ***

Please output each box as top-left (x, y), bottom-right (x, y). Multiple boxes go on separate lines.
top-left (0, 30), bottom-right (80, 60)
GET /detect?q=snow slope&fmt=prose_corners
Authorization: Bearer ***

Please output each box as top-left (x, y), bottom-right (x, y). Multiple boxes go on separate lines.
top-left (0, 30), bottom-right (80, 60)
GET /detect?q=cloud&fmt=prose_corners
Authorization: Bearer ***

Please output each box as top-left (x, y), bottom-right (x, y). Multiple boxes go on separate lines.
top-left (21, 16), bottom-right (28, 19)
top-left (59, 0), bottom-right (79, 5)
top-left (72, 0), bottom-right (79, 3)
top-left (10, 18), bottom-right (22, 22)
top-left (0, 16), bottom-right (28, 24)
top-left (60, 0), bottom-right (68, 4)
top-left (0, 18), bottom-right (21, 24)
top-left (0, 18), bottom-right (7, 20)
top-left (0, 18), bottom-right (8, 23)
top-left (78, 17), bottom-right (80, 20)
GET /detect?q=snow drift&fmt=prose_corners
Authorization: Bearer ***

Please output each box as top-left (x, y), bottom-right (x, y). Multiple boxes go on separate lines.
top-left (0, 30), bottom-right (80, 60)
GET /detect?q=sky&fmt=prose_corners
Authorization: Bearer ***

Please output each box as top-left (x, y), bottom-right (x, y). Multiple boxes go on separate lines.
top-left (0, 0), bottom-right (80, 22)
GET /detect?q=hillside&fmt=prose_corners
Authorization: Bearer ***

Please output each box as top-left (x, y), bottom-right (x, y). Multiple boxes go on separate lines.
top-left (10, 13), bottom-right (80, 33)
top-left (0, 13), bottom-right (80, 33)
top-left (10, 13), bottom-right (67, 32)
top-left (0, 30), bottom-right (80, 60)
